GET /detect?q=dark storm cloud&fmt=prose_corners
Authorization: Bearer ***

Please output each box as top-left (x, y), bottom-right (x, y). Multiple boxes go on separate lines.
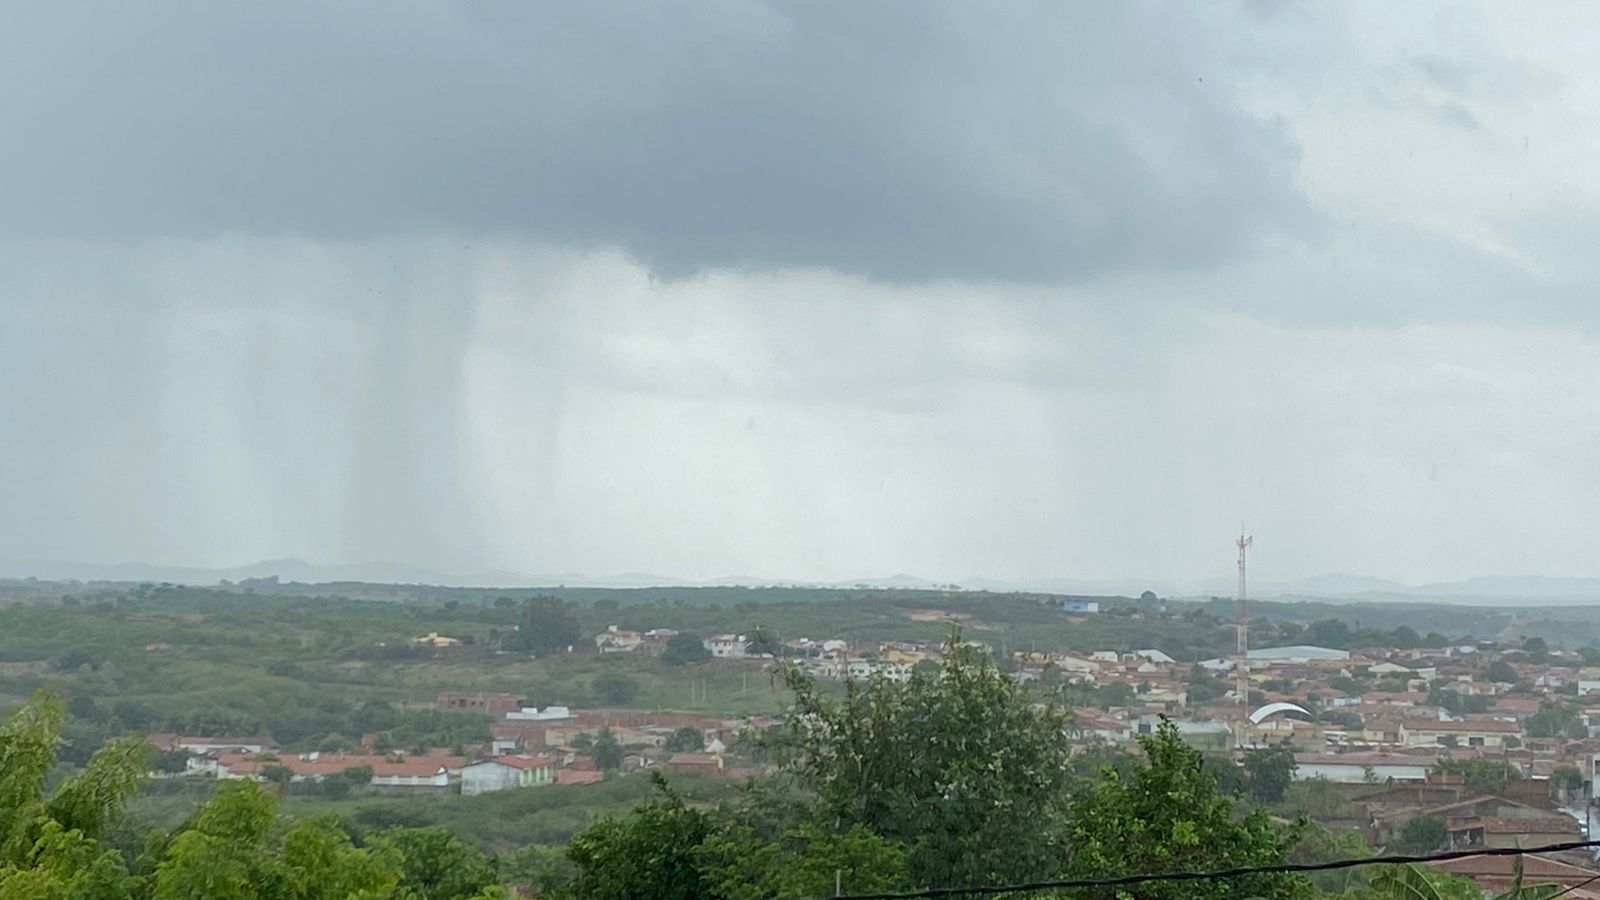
top-left (0, 1), bottom-right (1315, 282)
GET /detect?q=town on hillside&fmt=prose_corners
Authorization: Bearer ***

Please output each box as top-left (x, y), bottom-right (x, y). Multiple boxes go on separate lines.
top-left (162, 610), bottom-right (1600, 866)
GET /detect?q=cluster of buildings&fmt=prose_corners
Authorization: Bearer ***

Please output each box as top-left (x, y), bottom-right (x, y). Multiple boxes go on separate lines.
top-left (149, 697), bottom-right (773, 797)
top-left (592, 627), bottom-right (960, 681)
top-left (593, 626), bottom-right (682, 654)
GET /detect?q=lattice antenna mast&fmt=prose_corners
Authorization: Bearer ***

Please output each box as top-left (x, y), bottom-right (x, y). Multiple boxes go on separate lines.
top-left (1236, 532), bottom-right (1253, 727)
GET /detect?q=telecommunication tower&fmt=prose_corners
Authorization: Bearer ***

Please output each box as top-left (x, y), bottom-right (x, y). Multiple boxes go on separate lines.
top-left (1236, 533), bottom-right (1253, 729)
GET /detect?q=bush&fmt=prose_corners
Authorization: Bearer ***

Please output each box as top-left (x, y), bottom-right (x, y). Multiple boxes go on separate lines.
top-left (1397, 815), bottom-right (1445, 853)
top-left (592, 671), bottom-right (640, 706)
top-left (663, 633), bottom-right (712, 666)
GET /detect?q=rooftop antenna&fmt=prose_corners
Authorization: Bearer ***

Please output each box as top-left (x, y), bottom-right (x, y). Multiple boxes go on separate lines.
top-left (1236, 531), bottom-right (1253, 743)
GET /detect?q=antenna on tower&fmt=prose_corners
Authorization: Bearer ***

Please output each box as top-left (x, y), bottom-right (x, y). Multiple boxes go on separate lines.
top-left (1236, 531), bottom-right (1253, 744)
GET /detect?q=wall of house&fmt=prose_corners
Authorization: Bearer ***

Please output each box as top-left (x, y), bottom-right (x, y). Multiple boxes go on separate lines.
top-left (1484, 829), bottom-right (1574, 850)
top-left (462, 764), bottom-right (518, 796)
top-left (1296, 762), bottom-right (1431, 783)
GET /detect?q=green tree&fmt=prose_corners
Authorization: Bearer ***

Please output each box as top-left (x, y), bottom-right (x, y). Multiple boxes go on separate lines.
top-left (568, 777), bottom-right (712, 900)
top-left (513, 596), bottom-right (581, 655)
top-left (1097, 681), bottom-right (1136, 709)
top-left (1060, 718), bottom-right (1311, 899)
top-left (1243, 741), bottom-right (1298, 804)
top-left (501, 844), bottom-right (574, 894)
top-left (317, 732), bottom-right (355, 752)
top-left (590, 671), bottom-right (638, 706)
top-left (1304, 619), bottom-right (1352, 649)
top-left (1434, 758), bottom-right (1520, 792)
top-left (154, 781), bottom-right (405, 900)
top-left (1282, 778), bottom-right (1352, 820)
top-left (371, 825), bottom-right (500, 899)
top-left (698, 822), bottom-right (908, 900)
top-left (1202, 755), bottom-right (1247, 797)
top-left (1396, 814), bottom-right (1447, 854)
top-left (744, 626), bottom-right (779, 657)
top-left (1371, 863), bottom-right (1484, 899)
top-left (1486, 660), bottom-right (1518, 683)
top-left (1551, 764), bottom-right (1584, 794)
top-left (664, 727), bottom-right (704, 752)
top-left (591, 728), bottom-right (623, 771)
top-left (1525, 700), bottom-right (1586, 739)
top-left (0, 694), bottom-right (149, 897)
top-left (1287, 821), bottom-right (1370, 895)
top-left (278, 816), bottom-right (406, 900)
top-left (261, 763), bottom-right (294, 790)
top-left (1185, 669), bottom-right (1228, 704)
top-left (152, 780), bottom-right (281, 899)
top-left (775, 636), bottom-right (1076, 888)
top-left (662, 633), bottom-right (712, 666)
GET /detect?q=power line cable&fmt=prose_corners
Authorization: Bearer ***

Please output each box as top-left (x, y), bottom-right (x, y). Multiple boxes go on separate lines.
top-left (834, 838), bottom-right (1600, 899)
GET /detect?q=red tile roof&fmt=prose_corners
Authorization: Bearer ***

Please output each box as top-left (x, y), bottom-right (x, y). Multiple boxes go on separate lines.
top-left (490, 755), bottom-right (552, 770)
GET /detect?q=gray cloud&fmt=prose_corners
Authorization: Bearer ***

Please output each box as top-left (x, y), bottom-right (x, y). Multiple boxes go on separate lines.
top-left (9, 3), bottom-right (1600, 586)
top-left (0, 1), bottom-right (1316, 283)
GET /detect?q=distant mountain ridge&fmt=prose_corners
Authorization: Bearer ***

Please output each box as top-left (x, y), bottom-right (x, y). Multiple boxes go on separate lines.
top-left (3, 558), bottom-right (1599, 602)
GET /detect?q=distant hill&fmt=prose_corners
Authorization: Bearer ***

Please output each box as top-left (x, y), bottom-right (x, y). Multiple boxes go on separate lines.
top-left (3, 558), bottom-right (1599, 603)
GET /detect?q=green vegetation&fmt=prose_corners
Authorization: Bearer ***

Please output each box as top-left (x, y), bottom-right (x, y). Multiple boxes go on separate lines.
top-left (1432, 758), bottom-right (1521, 792)
top-left (10, 580), bottom-right (1600, 896)
top-left (1243, 741), bottom-right (1297, 804)
top-left (1524, 700), bottom-right (1587, 739)
top-left (0, 633), bottom-right (1327, 898)
top-left (1396, 814), bottom-right (1447, 854)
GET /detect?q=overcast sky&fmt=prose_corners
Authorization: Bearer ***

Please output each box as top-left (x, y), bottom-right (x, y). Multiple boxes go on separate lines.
top-left (4, 1), bottom-right (1600, 585)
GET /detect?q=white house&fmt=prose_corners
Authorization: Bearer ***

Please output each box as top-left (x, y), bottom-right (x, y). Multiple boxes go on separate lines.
top-left (705, 634), bottom-right (748, 658)
top-left (505, 705), bottom-right (574, 722)
top-left (461, 755), bottom-right (554, 796)
top-left (842, 659), bottom-right (910, 682)
top-left (176, 737), bottom-right (270, 755)
top-left (595, 626), bottom-right (643, 653)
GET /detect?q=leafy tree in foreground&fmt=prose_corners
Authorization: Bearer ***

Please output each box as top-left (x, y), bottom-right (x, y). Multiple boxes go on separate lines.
top-left (370, 825), bottom-right (500, 900)
top-left (568, 777), bottom-right (712, 900)
top-left (500, 843), bottom-right (574, 895)
top-left (775, 636), bottom-right (1076, 888)
top-left (0, 692), bottom-right (150, 897)
top-left (1060, 718), bottom-right (1311, 900)
top-left (697, 822), bottom-right (907, 900)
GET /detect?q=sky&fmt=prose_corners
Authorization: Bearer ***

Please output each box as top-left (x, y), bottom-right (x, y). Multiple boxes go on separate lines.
top-left (3, 1), bottom-right (1600, 586)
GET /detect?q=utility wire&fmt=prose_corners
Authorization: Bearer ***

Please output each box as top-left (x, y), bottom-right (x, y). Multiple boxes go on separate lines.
top-left (834, 838), bottom-right (1600, 899)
